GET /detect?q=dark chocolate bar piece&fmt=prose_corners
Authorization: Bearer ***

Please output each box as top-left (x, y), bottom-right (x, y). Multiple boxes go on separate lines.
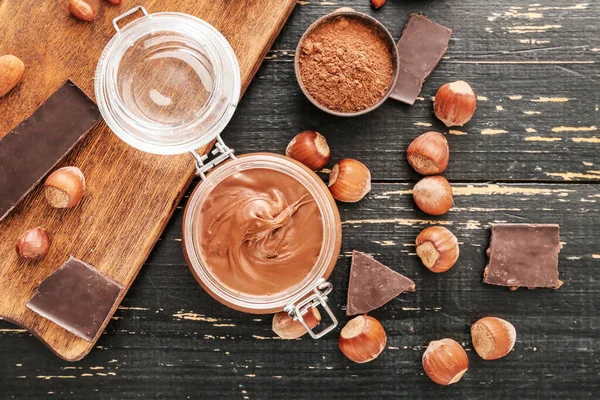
top-left (484, 224), bottom-right (562, 290)
top-left (0, 80), bottom-right (101, 221)
top-left (347, 251), bottom-right (415, 315)
top-left (26, 256), bottom-right (124, 342)
top-left (390, 14), bottom-right (452, 105)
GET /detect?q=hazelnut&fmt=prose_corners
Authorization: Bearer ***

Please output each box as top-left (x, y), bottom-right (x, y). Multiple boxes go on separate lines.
top-left (406, 131), bottom-right (450, 175)
top-left (272, 307), bottom-right (321, 339)
top-left (68, 0), bottom-right (97, 21)
top-left (422, 338), bottom-right (469, 386)
top-left (371, 0), bottom-right (386, 9)
top-left (286, 130), bottom-right (331, 170)
top-left (415, 226), bottom-right (459, 273)
top-left (471, 317), bottom-right (516, 360)
top-left (339, 315), bottom-right (386, 363)
top-left (15, 227), bottom-right (51, 260)
top-left (0, 55), bottom-right (25, 98)
top-left (328, 159), bottom-right (371, 202)
top-left (412, 176), bottom-right (453, 215)
top-left (434, 81), bottom-right (477, 127)
top-left (44, 166), bottom-right (86, 209)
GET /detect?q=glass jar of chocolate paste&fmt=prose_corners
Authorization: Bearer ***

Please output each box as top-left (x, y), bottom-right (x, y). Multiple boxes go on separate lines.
top-left (183, 152), bottom-right (341, 338)
top-left (95, 7), bottom-right (342, 338)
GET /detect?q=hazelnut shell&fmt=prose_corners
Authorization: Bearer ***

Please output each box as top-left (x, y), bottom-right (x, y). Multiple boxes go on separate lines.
top-left (370, 0), bottom-right (386, 9)
top-left (412, 176), bottom-right (453, 215)
top-left (328, 159), bottom-right (371, 203)
top-left (15, 227), bottom-right (51, 260)
top-left (407, 131), bottom-right (449, 175)
top-left (272, 307), bottom-right (321, 339)
top-left (285, 130), bottom-right (331, 170)
top-left (68, 0), bottom-right (98, 21)
top-left (339, 315), bottom-right (387, 363)
top-left (434, 81), bottom-right (477, 127)
top-left (422, 338), bottom-right (468, 386)
top-left (44, 166), bottom-right (86, 209)
top-left (0, 55), bottom-right (25, 98)
top-left (416, 226), bottom-right (459, 273)
top-left (471, 316), bottom-right (516, 360)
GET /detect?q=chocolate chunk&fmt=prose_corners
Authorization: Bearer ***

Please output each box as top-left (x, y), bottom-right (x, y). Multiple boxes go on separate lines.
top-left (26, 257), bottom-right (124, 342)
top-left (347, 251), bottom-right (415, 316)
top-left (484, 224), bottom-right (562, 290)
top-left (0, 80), bottom-right (101, 221)
top-left (390, 14), bottom-right (452, 105)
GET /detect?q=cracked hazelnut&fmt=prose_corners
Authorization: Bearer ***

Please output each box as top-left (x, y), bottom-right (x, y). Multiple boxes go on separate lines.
top-left (471, 317), bottom-right (516, 360)
top-left (422, 338), bottom-right (468, 386)
top-left (44, 166), bottom-right (86, 209)
top-left (412, 176), bottom-right (453, 215)
top-left (16, 227), bottom-right (51, 260)
top-left (339, 315), bottom-right (386, 363)
top-left (434, 81), bottom-right (477, 127)
top-left (416, 226), bottom-right (459, 273)
top-left (272, 307), bottom-right (321, 339)
top-left (286, 130), bottom-right (331, 170)
top-left (328, 159), bottom-right (371, 202)
top-left (407, 131), bottom-right (450, 175)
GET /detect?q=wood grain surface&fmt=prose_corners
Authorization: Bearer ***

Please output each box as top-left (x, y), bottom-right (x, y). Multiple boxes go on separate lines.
top-left (0, 0), bottom-right (296, 361)
top-left (1, 0), bottom-right (599, 398)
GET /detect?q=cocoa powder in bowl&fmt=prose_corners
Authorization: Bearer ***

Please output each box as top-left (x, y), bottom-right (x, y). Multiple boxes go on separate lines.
top-left (296, 13), bottom-right (397, 115)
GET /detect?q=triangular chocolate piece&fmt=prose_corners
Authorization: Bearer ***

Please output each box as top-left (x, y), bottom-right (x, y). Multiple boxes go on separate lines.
top-left (346, 251), bottom-right (416, 316)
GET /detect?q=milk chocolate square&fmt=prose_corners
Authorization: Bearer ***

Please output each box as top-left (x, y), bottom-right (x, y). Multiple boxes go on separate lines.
top-left (484, 224), bottom-right (562, 290)
top-left (390, 14), bottom-right (452, 105)
top-left (26, 257), bottom-right (124, 342)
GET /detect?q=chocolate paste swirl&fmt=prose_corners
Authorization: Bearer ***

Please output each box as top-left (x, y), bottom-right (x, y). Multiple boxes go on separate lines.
top-left (198, 168), bottom-right (324, 296)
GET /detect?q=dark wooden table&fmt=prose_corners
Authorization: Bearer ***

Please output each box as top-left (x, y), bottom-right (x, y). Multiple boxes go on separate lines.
top-left (2, 0), bottom-right (599, 398)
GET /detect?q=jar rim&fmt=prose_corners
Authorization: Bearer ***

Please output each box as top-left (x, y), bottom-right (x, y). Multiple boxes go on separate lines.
top-left (95, 12), bottom-right (241, 155)
top-left (182, 153), bottom-right (342, 314)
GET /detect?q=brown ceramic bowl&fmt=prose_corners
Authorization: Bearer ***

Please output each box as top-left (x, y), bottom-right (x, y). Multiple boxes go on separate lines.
top-left (294, 10), bottom-right (399, 117)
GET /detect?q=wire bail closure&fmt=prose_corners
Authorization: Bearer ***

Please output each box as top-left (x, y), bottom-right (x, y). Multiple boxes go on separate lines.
top-left (112, 6), bottom-right (150, 33)
top-left (190, 136), bottom-right (236, 180)
top-left (283, 278), bottom-right (338, 339)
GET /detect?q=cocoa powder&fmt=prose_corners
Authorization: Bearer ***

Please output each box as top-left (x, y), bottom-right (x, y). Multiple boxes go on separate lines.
top-left (298, 16), bottom-right (394, 113)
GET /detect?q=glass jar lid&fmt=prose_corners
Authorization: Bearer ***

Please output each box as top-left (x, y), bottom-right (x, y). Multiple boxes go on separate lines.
top-left (95, 7), bottom-right (241, 155)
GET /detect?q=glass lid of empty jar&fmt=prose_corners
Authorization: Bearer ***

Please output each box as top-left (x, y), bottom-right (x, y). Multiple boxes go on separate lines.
top-left (95, 6), bottom-right (241, 154)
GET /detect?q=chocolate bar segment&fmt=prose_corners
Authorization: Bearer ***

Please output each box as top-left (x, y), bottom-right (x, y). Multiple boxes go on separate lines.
top-left (0, 80), bottom-right (101, 221)
top-left (347, 251), bottom-right (415, 316)
top-left (26, 256), bottom-right (124, 342)
top-left (484, 224), bottom-right (562, 289)
top-left (390, 14), bottom-right (452, 105)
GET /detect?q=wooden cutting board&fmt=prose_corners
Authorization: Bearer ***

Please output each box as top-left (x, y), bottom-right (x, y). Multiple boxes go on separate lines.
top-left (0, 0), bottom-right (296, 361)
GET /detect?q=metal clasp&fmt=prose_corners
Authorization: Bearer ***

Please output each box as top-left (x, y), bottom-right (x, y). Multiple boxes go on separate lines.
top-left (283, 278), bottom-right (338, 339)
top-left (190, 135), bottom-right (236, 180)
top-left (112, 6), bottom-right (149, 33)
